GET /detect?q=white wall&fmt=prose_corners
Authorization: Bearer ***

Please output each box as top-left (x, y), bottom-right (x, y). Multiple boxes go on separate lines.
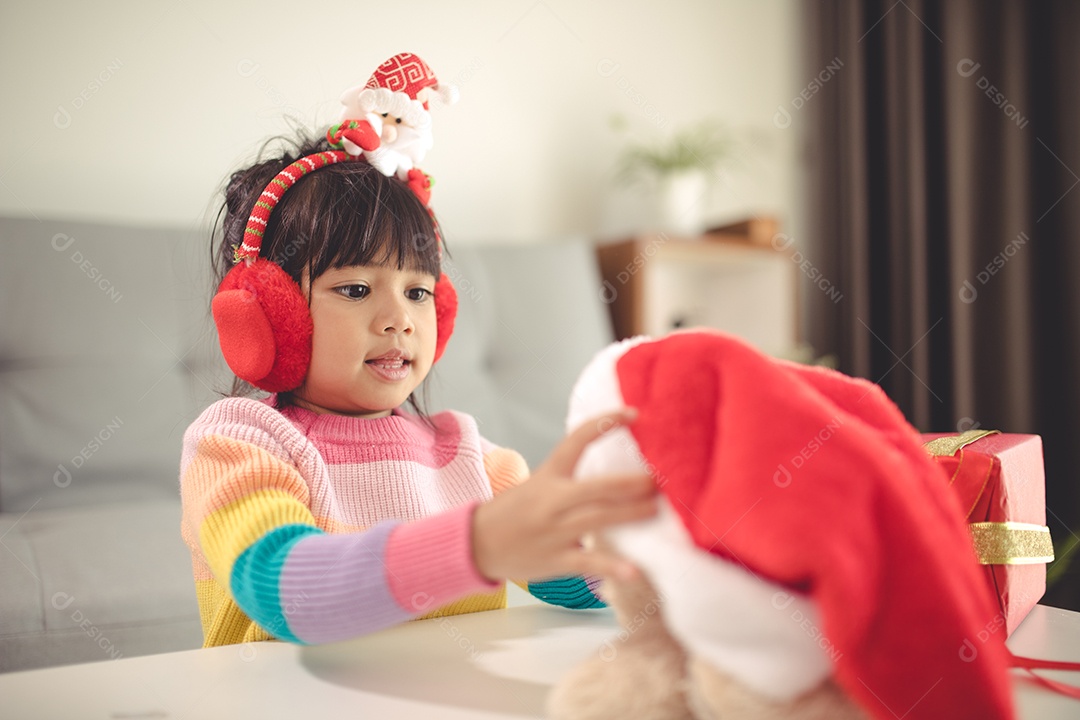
top-left (0, 0), bottom-right (806, 245)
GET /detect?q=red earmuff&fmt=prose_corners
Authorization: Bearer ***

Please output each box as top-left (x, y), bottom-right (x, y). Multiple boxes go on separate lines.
top-left (432, 272), bottom-right (457, 363)
top-left (212, 259), bottom-right (313, 393)
top-left (213, 150), bottom-right (457, 392)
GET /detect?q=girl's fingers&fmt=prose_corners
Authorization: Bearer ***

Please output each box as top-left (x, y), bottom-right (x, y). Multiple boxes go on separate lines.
top-left (565, 472), bottom-right (656, 503)
top-left (558, 497), bottom-right (659, 537)
top-left (539, 408), bottom-right (638, 477)
top-left (547, 473), bottom-right (657, 531)
top-left (562, 547), bottom-right (642, 582)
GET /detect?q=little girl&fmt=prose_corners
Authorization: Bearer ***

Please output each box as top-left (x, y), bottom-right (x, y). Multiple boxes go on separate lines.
top-left (179, 128), bottom-right (655, 647)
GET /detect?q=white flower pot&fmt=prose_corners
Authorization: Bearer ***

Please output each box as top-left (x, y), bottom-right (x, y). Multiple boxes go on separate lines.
top-left (657, 170), bottom-right (708, 236)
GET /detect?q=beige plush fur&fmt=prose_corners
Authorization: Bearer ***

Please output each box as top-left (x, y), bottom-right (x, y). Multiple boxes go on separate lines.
top-left (547, 539), bottom-right (867, 720)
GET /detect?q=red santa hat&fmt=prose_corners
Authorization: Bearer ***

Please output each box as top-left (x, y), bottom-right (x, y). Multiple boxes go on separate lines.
top-left (338, 52), bottom-right (458, 128)
top-left (365, 52), bottom-right (458, 108)
top-left (569, 331), bottom-right (1014, 720)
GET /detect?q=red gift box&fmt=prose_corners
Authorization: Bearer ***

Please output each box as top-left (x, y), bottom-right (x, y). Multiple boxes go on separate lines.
top-left (922, 430), bottom-right (1054, 636)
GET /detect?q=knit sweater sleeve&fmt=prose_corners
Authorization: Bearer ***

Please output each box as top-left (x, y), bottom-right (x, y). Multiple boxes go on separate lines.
top-left (180, 399), bottom-right (497, 644)
top-left (480, 438), bottom-right (606, 610)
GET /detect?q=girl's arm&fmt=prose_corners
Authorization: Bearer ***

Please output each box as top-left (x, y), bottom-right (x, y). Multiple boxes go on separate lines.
top-left (482, 443), bottom-right (606, 609)
top-left (181, 422), bottom-right (496, 645)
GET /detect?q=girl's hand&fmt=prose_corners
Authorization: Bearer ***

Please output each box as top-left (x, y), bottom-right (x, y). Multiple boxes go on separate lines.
top-left (471, 409), bottom-right (657, 583)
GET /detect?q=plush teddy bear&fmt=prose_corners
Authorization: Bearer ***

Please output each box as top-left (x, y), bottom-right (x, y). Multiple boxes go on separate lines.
top-left (547, 331), bottom-right (1016, 720)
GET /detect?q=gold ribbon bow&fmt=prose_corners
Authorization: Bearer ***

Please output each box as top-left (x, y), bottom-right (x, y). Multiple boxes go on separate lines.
top-left (922, 428), bottom-right (999, 457)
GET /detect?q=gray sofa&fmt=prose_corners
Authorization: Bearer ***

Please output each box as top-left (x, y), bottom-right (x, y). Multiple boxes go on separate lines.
top-left (0, 216), bottom-right (613, 672)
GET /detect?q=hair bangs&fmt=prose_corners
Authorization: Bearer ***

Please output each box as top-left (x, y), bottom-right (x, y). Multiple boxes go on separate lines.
top-left (263, 163), bottom-right (441, 285)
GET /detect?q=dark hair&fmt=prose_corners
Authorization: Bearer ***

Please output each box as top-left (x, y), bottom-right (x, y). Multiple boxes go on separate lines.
top-left (210, 131), bottom-right (445, 415)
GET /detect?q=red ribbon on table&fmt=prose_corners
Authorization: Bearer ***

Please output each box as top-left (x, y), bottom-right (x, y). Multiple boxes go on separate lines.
top-left (1010, 651), bottom-right (1080, 699)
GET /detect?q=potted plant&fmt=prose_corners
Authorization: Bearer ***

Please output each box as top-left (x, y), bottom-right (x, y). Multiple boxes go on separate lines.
top-left (614, 117), bottom-right (733, 235)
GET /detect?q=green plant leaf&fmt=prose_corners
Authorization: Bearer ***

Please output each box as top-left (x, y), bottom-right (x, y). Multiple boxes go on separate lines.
top-left (1048, 534), bottom-right (1079, 588)
top-left (614, 118), bottom-right (734, 185)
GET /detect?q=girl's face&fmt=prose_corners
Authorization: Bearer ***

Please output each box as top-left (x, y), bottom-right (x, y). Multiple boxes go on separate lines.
top-left (290, 262), bottom-right (438, 417)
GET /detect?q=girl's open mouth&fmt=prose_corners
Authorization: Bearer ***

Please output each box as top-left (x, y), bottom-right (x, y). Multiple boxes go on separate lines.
top-left (365, 351), bottom-right (411, 381)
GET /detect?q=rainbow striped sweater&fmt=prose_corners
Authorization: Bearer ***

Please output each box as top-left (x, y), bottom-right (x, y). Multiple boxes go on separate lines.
top-left (179, 396), bottom-right (603, 647)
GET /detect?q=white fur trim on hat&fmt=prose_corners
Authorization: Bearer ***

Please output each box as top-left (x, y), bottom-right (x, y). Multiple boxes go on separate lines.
top-left (434, 82), bottom-right (459, 106)
top-left (616, 499), bottom-right (833, 701)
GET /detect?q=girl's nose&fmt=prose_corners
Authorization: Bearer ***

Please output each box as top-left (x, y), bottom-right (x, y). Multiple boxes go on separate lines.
top-left (374, 296), bottom-right (413, 335)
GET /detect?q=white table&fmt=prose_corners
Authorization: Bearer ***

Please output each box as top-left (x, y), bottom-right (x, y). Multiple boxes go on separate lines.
top-left (2, 601), bottom-right (1078, 719)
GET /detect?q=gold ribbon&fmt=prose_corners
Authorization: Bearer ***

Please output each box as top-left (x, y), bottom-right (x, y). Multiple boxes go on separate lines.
top-left (923, 429), bottom-right (1000, 457)
top-left (969, 522), bottom-right (1055, 565)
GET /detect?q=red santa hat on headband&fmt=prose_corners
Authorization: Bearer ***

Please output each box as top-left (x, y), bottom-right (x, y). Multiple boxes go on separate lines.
top-left (567, 331), bottom-right (1014, 720)
top-left (338, 52), bottom-right (458, 128)
top-left (365, 52), bottom-right (458, 109)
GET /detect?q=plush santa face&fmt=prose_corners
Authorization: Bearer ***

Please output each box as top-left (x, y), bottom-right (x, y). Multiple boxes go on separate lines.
top-left (367, 114), bottom-right (433, 178)
top-left (337, 85), bottom-right (435, 178)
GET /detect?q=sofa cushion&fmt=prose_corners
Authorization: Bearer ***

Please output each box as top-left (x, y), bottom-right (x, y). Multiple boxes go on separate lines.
top-left (0, 499), bottom-right (202, 672)
top-left (427, 242), bottom-right (614, 469)
top-left (0, 218), bottom-right (229, 512)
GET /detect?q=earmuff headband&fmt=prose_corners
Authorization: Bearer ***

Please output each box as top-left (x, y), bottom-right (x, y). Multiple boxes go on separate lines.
top-left (235, 150), bottom-right (353, 264)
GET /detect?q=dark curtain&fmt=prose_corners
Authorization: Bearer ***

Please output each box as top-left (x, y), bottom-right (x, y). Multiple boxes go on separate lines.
top-left (804, 0), bottom-right (1080, 611)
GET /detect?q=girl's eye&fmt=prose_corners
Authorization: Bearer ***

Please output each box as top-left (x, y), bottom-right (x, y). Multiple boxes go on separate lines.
top-left (381, 112), bottom-right (388, 118)
top-left (395, 118), bottom-right (402, 124)
top-left (336, 285), bottom-right (370, 300)
top-left (406, 288), bottom-right (432, 302)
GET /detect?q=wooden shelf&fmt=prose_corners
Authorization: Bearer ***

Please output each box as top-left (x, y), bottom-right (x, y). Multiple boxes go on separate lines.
top-left (596, 228), bottom-right (801, 357)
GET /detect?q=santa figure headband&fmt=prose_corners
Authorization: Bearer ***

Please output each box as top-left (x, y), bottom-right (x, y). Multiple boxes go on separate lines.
top-left (233, 52), bottom-right (457, 265)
